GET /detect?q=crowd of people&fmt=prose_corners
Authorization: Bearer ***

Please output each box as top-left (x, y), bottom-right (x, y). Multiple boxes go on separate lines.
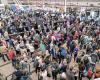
top-left (0, 8), bottom-right (100, 80)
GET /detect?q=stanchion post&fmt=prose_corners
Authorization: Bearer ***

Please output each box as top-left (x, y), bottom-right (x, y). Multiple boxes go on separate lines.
top-left (64, 0), bottom-right (67, 12)
top-left (29, 64), bottom-right (30, 73)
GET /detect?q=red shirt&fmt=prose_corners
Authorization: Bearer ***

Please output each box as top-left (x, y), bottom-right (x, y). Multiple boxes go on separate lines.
top-left (8, 50), bottom-right (14, 59)
top-left (73, 31), bottom-right (79, 40)
top-left (97, 31), bottom-right (100, 35)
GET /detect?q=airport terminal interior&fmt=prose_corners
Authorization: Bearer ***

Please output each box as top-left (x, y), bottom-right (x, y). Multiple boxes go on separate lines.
top-left (0, 0), bottom-right (100, 80)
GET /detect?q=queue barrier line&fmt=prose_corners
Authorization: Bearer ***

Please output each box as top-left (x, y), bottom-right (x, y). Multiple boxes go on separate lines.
top-left (8, 31), bottom-right (31, 36)
top-left (0, 61), bottom-right (11, 68)
top-left (5, 61), bottom-right (34, 80)
top-left (7, 19), bottom-right (67, 36)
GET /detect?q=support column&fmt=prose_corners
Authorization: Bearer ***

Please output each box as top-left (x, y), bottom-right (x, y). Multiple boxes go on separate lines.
top-left (64, 0), bottom-right (67, 12)
top-left (43, 0), bottom-right (45, 9)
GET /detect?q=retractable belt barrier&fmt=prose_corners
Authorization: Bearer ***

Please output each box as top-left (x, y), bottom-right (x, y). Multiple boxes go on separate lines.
top-left (5, 61), bottom-right (33, 80)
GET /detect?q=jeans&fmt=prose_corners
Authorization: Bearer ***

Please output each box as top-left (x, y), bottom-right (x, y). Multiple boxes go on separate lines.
top-left (52, 70), bottom-right (57, 80)
top-left (20, 76), bottom-right (28, 80)
top-left (79, 71), bottom-right (82, 80)
top-left (90, 63), bottom-right (96, 72)
top-left (35, 67), bottom-right (41, 74)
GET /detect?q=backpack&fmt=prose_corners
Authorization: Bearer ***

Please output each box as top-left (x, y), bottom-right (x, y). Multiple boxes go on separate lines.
top-left (87, 69), bottom-right (93, 78)
top-left (69, 41), bottom-right (75, 50)
top-left (83, 56), bottom-right (89, 64)
top-left (34, 59), bottom-right (39, 67)
top-left (41, 64), bottom-right (47, 71)
top-left (52, 63), bottom-right (60, 74)
top-left (60, 48), bottom-right (67, 58)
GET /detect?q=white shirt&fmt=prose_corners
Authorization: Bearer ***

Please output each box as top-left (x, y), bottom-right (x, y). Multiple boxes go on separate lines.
top-left (26, 43), bottom-right (34, 52)
top-left (50, 42), bottom-right (54, 50)
top-left (51, 36), bottom-right (56, 41)
top-left (29, 45), bottom-right (34, 52)
top-left (16, 44), bottom-right (20, 51)
top-left (41, 70), bottom-right (47, 80)
top-left (61, 72), bottom-right (67, 79)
